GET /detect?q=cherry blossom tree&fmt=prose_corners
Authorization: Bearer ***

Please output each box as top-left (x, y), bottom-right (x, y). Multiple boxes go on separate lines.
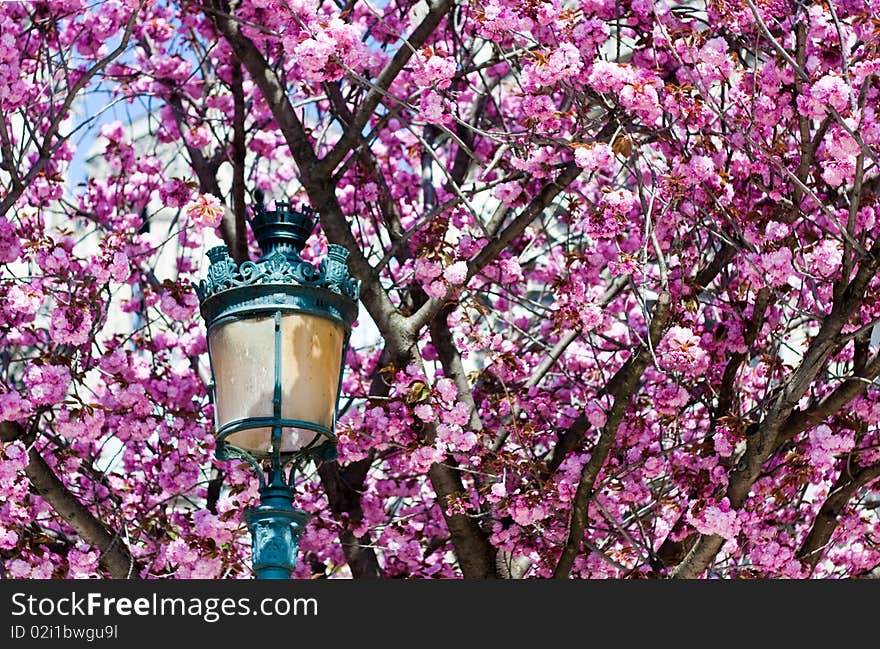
top-left (2, 0), bottom-right (880, 579)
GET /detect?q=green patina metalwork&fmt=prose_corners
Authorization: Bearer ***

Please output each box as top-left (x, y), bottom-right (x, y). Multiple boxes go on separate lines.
top-left (195, 191), bottom-right (359, 579)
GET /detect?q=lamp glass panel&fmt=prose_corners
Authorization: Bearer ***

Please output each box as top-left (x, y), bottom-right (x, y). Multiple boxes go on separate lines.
top-left (209, 313), bottom-right (344, 455)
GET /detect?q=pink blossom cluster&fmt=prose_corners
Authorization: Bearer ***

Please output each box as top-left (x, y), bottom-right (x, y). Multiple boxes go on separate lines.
top-left (1, 0), bottom-right (879, 581)
top-left (657, 327), bottom-right (709, 378)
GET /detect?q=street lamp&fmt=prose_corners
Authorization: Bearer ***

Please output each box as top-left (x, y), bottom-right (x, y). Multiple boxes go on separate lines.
top-left (195, 190), bottom-right (359, 579)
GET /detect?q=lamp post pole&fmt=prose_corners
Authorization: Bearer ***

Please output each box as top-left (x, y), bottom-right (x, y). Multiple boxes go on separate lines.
top-left (243, 452), bottom-right (309, 580)
top-left (196, 190), bottom-right (359, 579)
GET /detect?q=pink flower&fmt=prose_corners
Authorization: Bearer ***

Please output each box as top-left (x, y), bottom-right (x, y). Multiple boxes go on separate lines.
top-left (498, 257), bottom-right (522, 283)
top-left (764, 221), bottom-right (790, 241)
top-left (798, 74), bottom-right (850, 119)
top-left (643, 456), bottom-right (664, 478)
top-left (821, 159), bottom-right (851, 187)
top-left (699, 37), bottom-right (729, 68)
top-left (409, 444), bottom-right (445, 472)
top-left (807, 239), bottom-right (842, 277)
top-left (100, 120), bottom-right (126, 143)
top-left (159, 290), bottom-right (198, 320)
top-left (601, 189), bottom-right (637, 215)
top-left (619, 81), bottom-right (662, 125)
top-left (525, 42), bottom-right (582, 87)
top-left (442, 402), bottom-right (471, 427)
top-left (588, 60), bottom-right (633, 93)
top-left (159, 179), bottom-right (194, 208)
top-left (249, 130), bottom-right (282, 159)
top-left (808, 424), bottom-right (854, 467)
top-left (655, 384), bottom-right (689, 415)
top-left (573, 143), bottom-right (613, 172)
top-left (510, 498), bottom-right (548, 526)
top-left (50, 306), bottom-right (93, 347)
top-left (414, 403), bottom-right (435, 422)
top-left (0, 527), bottom-right (18, 550)
top-left (435, 378), bottom-right (458, 403)
top-left (185, 555), bottom-right (223, 579)
top-left (24, 364), bottom-right (72, 406)
top-left (493, 181), bottom-right (522, 206)
top-left (193, 510), bottom-right (233, 545)
top-left (0, 440), bottom-right (28, 478)
top-left (412, 49), bottom-right (456, 89)
top-left (414, 257), bottom-right (442, 282)
top-left (437, 423), bottom-right (479, 453)
top-left (185, 193), bottom-right (224, 228)
top-left (687, 155), bottom-right (716, 184)
top-left (658, 326), bottom-right (709, 378)
top-left (0, 391), bottom-right (31, 421)
top-left (714, 434), bottom-right (734, 457)
top-left (0, 217), bottom-right (22, 263)
top-left (424, 280), bottom-right (447, 299)
top-left (108, 251), bottom-right (130, 283)
top-left (419, 90), bottom-right (450, 125)
top-left (67, 543), bottom-right (100, 579)
top-left (758, 247), bottom-right (794, 287)
top-left (185, 124), bottom-right (210, 148)
top-left (686, 498), bottom-right (740, 540)
top-left (6, 285), bottom-right (41, 318)
top-left (521, 94), bottom-right (556, 122)
top-left (7, 558), bottom-right (32, 578)
top-left (443, 261), bottom-right (469, 285)
top-left (0, 439), bottom-right (30, 502)
top-left (585, 402), bottom-right (606, 428)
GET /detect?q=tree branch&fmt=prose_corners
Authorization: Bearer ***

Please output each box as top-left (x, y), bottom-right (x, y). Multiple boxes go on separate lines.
top-left (1, 421), bottom-right (138, 579)
top-left (671, 242), bottom-right (880, 578)
top-left (797, 462), bottom-right (880, 570)
top-left (553, 290), bottom-right (672, 578)
top-left (492, 273), bottom-right (629, 454)
top-left (320, 0), bottom-right (454, 175)
top-left (208, 1), bottom-right (408, 351)
top-left (427, 460), bottom-right (498, 578)
top-left (408, 162), bottom-right (582, 332)
top-left (318, 457), bottom-right (383, 579)
top-left (0, 3), bottom-right (143, 217)
top-left (165, 91), bottom-right (238, 255)
top-left (230, 59), bottom-right (249, 264)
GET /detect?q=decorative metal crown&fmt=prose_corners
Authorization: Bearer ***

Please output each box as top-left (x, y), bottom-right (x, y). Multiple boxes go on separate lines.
top-left (195, 191), bottom-right (360, 303)
top-left (250, 188), bottom-right (315, 260)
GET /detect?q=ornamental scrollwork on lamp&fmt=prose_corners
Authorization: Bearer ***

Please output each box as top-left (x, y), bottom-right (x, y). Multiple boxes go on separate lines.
top-left (196, 245), bottom-right (359, 301)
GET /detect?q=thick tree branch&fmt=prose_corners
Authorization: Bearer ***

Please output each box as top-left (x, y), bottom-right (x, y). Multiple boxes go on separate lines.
top-left (797, 462), bottom-right (880, 570)
top-left (320, 0), bottom-right (454, 175)
top-left (230, 60), bottom-right (249, 264)
top-left (553, 290), bottom-right (672, 578)
top-left (318, 457), bottom-right (383, 579)
top-left (655, 286), bottom-right (771, 569)
top-left (427, 460), bottom-right (498, 578)
top-left (1, 421), bottom-right (138, 579)
top-left (426, 307), bottom-right (499, 577)
top-left (715, 287), bottom-right (772, 420)
top-left (671, 243), bottom-right (880, 578)
top-left (429, 307), bottom-right (483, 432)
top-left (778, 353), bottom-right (880, 445)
